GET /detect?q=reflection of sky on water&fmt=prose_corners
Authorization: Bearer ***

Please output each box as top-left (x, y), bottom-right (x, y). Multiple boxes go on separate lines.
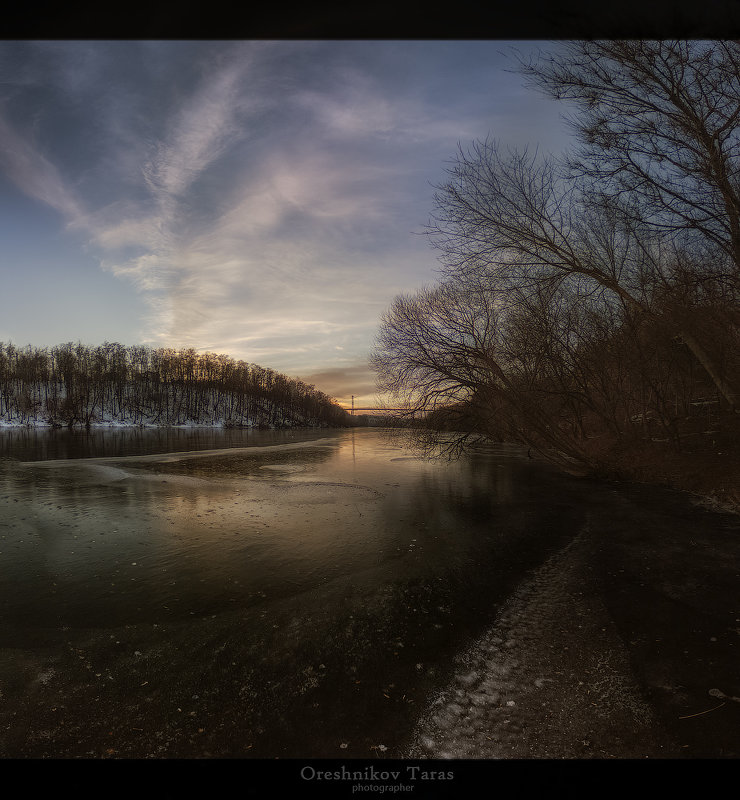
top-left (0, 428), bottom-right (649, 758)
top-left (0, 429), bottom-right (579, 644)
top-left (0, 431), bottom-right (536, 625)
top-left (0, 425), bottom-right (330, 461)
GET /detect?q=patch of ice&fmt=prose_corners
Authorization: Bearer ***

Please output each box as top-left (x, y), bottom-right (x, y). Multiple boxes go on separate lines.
top-left (83, 464), bottom-right (131, 482)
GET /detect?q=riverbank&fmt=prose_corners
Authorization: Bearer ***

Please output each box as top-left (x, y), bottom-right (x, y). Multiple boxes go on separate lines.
top-left (406, 474), bottom-right (740, 759)
top-left (1, 427), bottom-right (738, 760)
top-left (593, 417), bottom-right (740, 515)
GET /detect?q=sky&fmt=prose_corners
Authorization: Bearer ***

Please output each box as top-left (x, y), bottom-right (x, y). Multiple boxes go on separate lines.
top-left (0, 40), bottom-right (574, 409)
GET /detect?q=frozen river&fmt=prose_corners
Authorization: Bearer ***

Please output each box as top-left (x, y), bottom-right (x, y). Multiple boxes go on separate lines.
top-left (0, 427), bottom-right (738, 758)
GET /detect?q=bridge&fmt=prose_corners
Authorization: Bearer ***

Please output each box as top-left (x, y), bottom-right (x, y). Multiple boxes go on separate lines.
top-left (340, 406), bottom-right (407, 414)
top-left (340, 396), bottom-right (407, 415)
top-left (342, 408), bottom-right (406, 413)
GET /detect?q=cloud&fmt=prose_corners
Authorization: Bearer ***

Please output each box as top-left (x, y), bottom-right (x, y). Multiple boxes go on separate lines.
top-left (142, 57), bottom-right (251, 205)
top-left (294, 66), bottom-right (480, 148)
top-left (294, 72), bottom-right (398, 140)
top-left (0, 112), bottom-right (84, 221)
top-left (3, 42), bottom-right (568, 394)
top-left (91, 213), bottom-right (162, 251)
top-left (93, 86), bottom-right (419, 365)
top-left (297, 364), bottom-right (380, 405)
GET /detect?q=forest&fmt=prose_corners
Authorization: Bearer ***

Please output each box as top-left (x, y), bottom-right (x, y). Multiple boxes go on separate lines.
top-left (0, 341), bottom-right (351, 430)
top-left (372, 41), bottom-right (740, 504)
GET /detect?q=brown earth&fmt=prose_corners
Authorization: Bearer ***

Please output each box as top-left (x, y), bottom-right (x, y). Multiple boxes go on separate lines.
top-left (587, 409), bottom-right (740, 515)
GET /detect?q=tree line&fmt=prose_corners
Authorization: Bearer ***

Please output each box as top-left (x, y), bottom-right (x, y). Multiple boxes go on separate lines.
top-left (0, 341), bottom-right (350, 429)
top-left (372, 41), bottom-right (740, 473)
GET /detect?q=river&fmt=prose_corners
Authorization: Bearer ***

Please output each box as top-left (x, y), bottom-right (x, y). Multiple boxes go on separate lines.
top-left (0, 427), bottom-right (738, 759)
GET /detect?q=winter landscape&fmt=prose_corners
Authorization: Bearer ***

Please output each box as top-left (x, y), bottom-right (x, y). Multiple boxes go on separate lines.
top-left (1, 39), bottom-right (739, 789)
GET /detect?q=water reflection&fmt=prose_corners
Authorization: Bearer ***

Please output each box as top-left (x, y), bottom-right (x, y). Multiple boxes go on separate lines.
top-left (0, 427), bottom-right (590, 757)
top-left (0, 425), bottom-right (332, 462)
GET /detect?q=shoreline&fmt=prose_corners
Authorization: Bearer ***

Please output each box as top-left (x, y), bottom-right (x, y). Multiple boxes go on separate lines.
top-left (1, 428), bottom-right (737, 758)
top-left (597, 456), bottom-right (740, 518)
top-left (0, 420), bottom-right (332, 430)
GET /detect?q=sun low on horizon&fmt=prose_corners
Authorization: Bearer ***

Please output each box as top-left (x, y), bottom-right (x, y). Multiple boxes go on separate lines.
top-left (0, 40), bottom-right (572, 411)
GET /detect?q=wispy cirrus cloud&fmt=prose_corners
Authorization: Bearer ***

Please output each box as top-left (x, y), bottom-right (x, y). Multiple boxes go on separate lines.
top-left (142, 56), bottom-right (253, 205)
top-left (0, 112), bottom-right (84, 222)
top-left (294, 68), bottom-right (482, 146)
top-left (84, 50), bottom-right (263, 313)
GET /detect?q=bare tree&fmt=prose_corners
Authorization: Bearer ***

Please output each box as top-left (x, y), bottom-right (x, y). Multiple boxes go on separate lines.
top-left (428, 137), bottom-right (739, 409)
top-left (371, 276), bottom-right (617, 469)
top-left (516, 40), bottom-right (740, 406)
top-left (518, 41), bottom-right (740, 276)
top-left (0, 342), bottom-right (350, 429)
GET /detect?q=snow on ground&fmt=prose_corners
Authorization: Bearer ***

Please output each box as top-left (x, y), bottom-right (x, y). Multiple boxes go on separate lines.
top-left (0, 418), bottom-right (258, 429)
top-left (405, 521), bottom-right (670, 759)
